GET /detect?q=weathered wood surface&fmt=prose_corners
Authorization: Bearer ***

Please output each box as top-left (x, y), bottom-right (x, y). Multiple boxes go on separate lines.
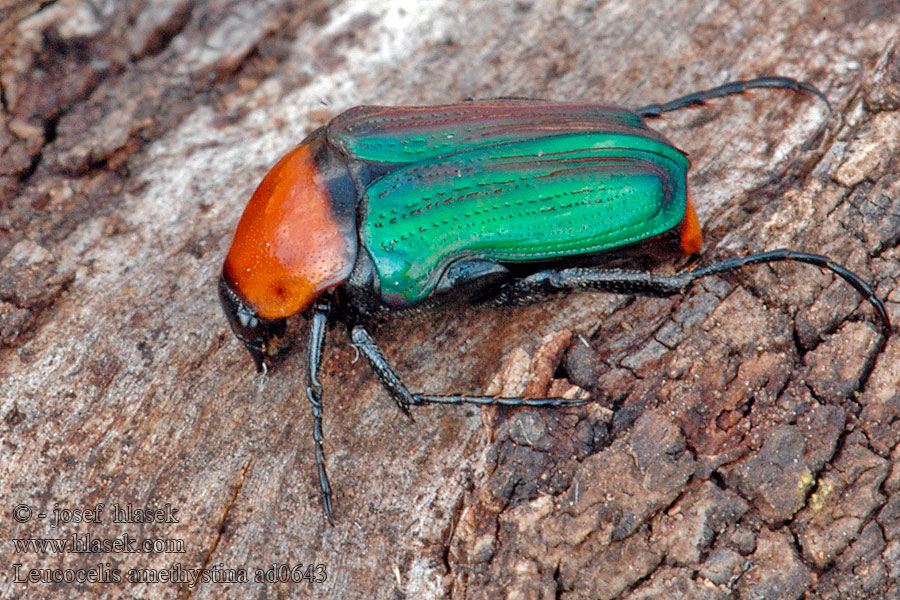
top-left (2, 1), bottom-right (899, 598)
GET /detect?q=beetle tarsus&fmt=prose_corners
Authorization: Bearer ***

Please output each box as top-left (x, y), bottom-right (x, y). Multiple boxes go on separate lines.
top-left (686, 249), bottom-right (891, 338)
top-left (306, 381), bottom-right (333, 523)
top-left (635, 76), bottom-right (831, 118)
top-left (414, 394), bottom-right (587, 407)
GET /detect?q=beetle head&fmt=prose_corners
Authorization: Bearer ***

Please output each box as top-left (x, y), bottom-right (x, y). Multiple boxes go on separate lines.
top-left (218, 273), bottom-right (288, 372)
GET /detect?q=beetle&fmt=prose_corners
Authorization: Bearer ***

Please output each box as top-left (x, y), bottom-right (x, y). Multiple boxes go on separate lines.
top-left (219, 77), bottom-right (891, 520)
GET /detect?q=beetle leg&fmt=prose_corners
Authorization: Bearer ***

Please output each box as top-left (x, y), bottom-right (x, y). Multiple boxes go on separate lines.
top-left (634, 76), bottom-right (830, 118)
top-left (306, 300), bottom-right (334, 522)
top-left (494, 268), bottom-right (691, 306)
top-left (349, 325), bottom-right (417, 417)
top-left (494, 250), bottom-right (890, 338)
top-left (433, 258), bottom-right (510, 298)
top-left (411, 394), bottom-right (586, 407)
top-left (689, 250), bottom-right (890, 338)
top-left (350, 325), bottom-right (585, 409)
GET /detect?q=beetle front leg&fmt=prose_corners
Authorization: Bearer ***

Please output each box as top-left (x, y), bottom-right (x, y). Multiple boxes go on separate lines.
top-left (350, 326), bottom-right (585, 410)
top-left (306, 300), bottom-right (334, 522)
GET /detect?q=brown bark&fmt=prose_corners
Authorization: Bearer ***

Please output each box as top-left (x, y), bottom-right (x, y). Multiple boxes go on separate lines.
top-left (1, 1), bottom-right (899, 599)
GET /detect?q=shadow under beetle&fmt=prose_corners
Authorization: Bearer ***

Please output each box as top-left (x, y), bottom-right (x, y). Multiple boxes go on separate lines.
top-left (219, 77), bottom-right (891, 520)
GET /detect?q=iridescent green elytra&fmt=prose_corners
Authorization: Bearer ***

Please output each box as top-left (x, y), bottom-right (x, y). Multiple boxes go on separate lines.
top-left (326, 101), bottom-right (689, 305)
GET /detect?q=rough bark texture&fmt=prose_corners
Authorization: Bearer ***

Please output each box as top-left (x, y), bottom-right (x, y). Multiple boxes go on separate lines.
top-left (2, 1), bottom-right (899, 599)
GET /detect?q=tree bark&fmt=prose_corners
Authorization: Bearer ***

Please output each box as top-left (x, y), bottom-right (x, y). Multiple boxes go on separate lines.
top-left (2, 1), bottom-right (899, 599)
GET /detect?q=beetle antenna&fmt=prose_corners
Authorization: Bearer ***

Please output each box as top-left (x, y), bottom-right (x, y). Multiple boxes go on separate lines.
top-left (635, 76), bottom-right (830, 118)
top-left (688, 249), bottom-right (890, 338)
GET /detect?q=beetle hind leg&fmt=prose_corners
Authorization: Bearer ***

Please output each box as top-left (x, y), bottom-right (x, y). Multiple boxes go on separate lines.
top-left (493, 250), bottom-right (890, 338)
top-left (350, 326), bottom-right (586, 410)
top-left (690, 249), bottom-right (890, 338)
top-left (494, 267), bottom-right (692, 307)
top-left (634, 76), bottom-right (830, 118)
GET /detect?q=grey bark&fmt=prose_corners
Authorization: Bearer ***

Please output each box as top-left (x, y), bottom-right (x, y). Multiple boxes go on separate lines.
top-left (1, 1), bottom-right (899, 599)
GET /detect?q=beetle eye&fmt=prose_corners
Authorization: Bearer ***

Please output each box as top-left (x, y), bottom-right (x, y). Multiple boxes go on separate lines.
top-left (237, 311), bottom-right (257, 329)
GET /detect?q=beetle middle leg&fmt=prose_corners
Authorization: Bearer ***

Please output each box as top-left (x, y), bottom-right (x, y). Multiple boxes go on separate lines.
top-left (350, 326), bottom-right (586, 411)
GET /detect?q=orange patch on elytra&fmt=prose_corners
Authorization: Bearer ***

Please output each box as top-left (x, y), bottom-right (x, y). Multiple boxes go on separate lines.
top-left (224, 143), bottom-right (355, 319)
top-left (679, 192), bottom-right (703, 255)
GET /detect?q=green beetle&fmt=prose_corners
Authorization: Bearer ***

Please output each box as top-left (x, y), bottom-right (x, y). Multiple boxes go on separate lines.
top-left (218, 77), bottom-right (890, 519)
